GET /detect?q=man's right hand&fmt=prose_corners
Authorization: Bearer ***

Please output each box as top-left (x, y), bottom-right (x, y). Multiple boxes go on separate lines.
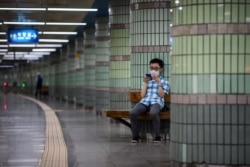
top-left (143, 77), bottom-right (151, 83)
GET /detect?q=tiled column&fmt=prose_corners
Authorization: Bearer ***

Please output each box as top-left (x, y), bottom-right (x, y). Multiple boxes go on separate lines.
top-left (84, 28), bottom-right (96, 110)
top-left (74, 36), bottom-right (85, 106)
top-left (130, 0), bottom-right (171, 137)
top-left (109, 0), bottom-right (131, 109)
top-left (130, 0), bottom-right (171, 89)
top-left (171, 1), bottom-right (250, 166)
top-left (60, 47), bottom-right (69, 101)
top-left (67, 42), bottom-right (77, 103)
top-left (95, 17), bottom-right (110, 114)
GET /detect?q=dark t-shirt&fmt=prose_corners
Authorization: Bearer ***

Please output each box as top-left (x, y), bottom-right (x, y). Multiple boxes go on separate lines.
top-left (37, 76), bottom-right (43, 88)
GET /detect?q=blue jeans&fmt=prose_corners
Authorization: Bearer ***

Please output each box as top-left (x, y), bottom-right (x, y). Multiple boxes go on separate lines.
top-left (130, 103), bottom-right (161, 138)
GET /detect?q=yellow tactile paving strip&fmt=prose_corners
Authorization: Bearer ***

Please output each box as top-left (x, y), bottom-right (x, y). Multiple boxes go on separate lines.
top-left (19, 95), bottom-right (68, 167)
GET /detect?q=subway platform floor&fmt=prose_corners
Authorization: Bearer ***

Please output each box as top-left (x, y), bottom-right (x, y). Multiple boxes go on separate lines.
top-left (0, 92), bottom-right (171, 167)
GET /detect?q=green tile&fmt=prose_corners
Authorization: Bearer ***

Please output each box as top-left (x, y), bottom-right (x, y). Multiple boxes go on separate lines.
top-left (246, 55), bottom-right (250, 73)
top-left (198, 36), bottom-right (203, 54)
top-left (239, 35), bottom-right (245, 53)
top-left (192, 5), bottom-right (197, 24)
top-left (210, 35), bottom-right (217, 53)
top-left (225, 35), bottom-right (231, 54)
top-left (192, 56), bottom-right (198, 73)
top-left (210, 74), bottom-right (217, 93)
top-left (225, 4), bottom-right (231, 23)
top-left (198, 5), bottom-right (204, 24)
top-left (217, 35), bottom-right (224, 53)
top-left (217, 5), bottom-right (224, 22)
top-left (231, 55), bottom-right (238, 73)
top-left (246, 75), bottom-right (250, 93)
top-left (238, 55), bottom-right (245, 73)
top-left (224, 75), bottom-right (231, 93)
top-left (232, 4), bottom-right (239, 22)
top-left (247, 5), bottom-right (250, 22)
top-left (217, 74), bottom-right (224, 93)
top-left (217, 55), bottom-right (224, 73)
top-left (204, 55), bottom-right (209, 73)
top-left (204, 35), bottom-right (210, 54)
top-left (231, 75), bottom-right (238, 93)
top-left (198, 75), bottom-right (204, 93)
top-left (210, 5), bottom-right (217, 23)
top-left (187, 6), bottom-right (192, 24)
top-left (204, 5), bottom-right (210, 23)
top-left (224, 55), bottom-right (231, 73)
top-left (238, 74), bottom-right (245, 93)
top-left (187, 36), bottom-right (192, 54)
top-left (238, 4), bottom-right (245, 23)
top-left (210, 55), bottom-right (216, 73)
top-left (198, 56), bottom-right (203, 74)
top-left (187, 56), bottom-right (192, 73)
top-left (192, 36), bottom-right (198, 54)
top-left (187, 75), bottom-right (193, 93)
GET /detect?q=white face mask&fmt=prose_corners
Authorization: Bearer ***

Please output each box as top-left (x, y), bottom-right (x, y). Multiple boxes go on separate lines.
top-left (150, 70), bottom-right (159, 77)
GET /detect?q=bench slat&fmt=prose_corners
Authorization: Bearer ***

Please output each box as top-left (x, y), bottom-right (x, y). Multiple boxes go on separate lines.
top-left (106, 110), bottom-right (170, 120)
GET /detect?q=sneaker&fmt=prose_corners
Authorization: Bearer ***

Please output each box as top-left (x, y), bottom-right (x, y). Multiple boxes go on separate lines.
top-left (153, 136), bottom-right (162, 143)
top-left (131, 137), bottom-right (141, 143)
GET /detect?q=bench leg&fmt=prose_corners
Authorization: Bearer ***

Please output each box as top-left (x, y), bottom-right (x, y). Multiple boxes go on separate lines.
top-left (114, 118), bottom-right (131, 129)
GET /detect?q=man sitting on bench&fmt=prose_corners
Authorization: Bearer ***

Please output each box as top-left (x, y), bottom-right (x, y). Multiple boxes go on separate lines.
top-left (130, 58), bottom-right (170, 143)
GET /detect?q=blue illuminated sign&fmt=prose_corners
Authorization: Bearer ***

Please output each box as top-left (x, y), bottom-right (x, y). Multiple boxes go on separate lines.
top-left (8, 29), bottom-right (39, 43)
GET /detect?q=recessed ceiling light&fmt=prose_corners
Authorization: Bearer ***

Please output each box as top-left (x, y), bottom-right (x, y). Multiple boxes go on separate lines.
top-left (0, 45), bottom-right (8, 47)
top-left (0, 8), bottom-right (46, 11)
top-left (32, 48), bottom-right (56, 52)
top-left (47, 8), bottom-right (98, 12)
top-left (36, 44), bottom-right (62, 47)
top-left (39, 39), bottom-right (69, 43)
top-left (4, 21), bottom-right (45, 25)
top-left (0, 7), bottom-right (97, 12)
top-left (39, 31), bottom-right (77, 35)
top-left (46, 22), bottom-right (86, 26)
top-left (9, 44), bottom-right (36, 47)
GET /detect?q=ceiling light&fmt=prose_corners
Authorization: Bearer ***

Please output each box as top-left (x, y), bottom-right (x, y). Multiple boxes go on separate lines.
top-left (4, 54), bottom-right (23, 58)
top-left (32, 48), bottom-right (56, 52)
top-left (3, 22), bottom-right (85, 26)
top-left (47, 8), bottom-right (98, 12)
top-left (0, 32), bottom-right (6, 35)
top-left (0, 49), bottom-right (7, 52)
top-left (0, 65), bottom-right (14, 68)
top-left (4, 22), bottom-right (45, 25)
top-left (29, 52), bottom-right (50, 55)
top-left (46, 22), bottom-right (86, 26)
top-left (39, 31), bottom-right (77, 35)
top-left (0, 45), bottom-right (8, 47)
top-left (39, 39), bottom-right (69, 43)
top-left (36, 44), bottom-right (62, 47)
top-left (7, 52), bottom-right (28, 55)
top-left (0, 7), bottom-right (97, 12)
top-left (0, 8), bottom-right (46, 11)
top-left (24, 55), bottom-right (43, 58)
top-left (9, 44), bottom-right (36, 47)
top-left (0, 39), bottom-right (7, 42)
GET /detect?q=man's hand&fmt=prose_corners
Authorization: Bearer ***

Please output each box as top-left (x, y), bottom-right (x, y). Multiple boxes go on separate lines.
top-left (143, 76), bottom-right (151, 83)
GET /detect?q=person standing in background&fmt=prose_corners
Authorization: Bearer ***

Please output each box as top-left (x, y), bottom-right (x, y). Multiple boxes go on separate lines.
top-left (35, 73), bottom-right (43, 97)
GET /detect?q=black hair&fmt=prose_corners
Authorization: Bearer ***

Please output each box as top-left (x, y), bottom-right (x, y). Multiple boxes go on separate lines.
top-left (150, 58), bottom-right (164, 68)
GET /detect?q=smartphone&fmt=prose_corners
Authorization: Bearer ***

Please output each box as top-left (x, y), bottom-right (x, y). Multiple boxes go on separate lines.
top-left (145, 73), bottom-right (152, 80)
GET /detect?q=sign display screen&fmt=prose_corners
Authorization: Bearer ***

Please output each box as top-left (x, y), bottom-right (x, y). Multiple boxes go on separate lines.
top-left (8, 28), bottom-right (39, 43)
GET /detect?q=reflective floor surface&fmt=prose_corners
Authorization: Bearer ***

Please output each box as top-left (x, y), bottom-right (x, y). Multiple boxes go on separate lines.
top-left (0, 93), bottom-right (170, 167)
